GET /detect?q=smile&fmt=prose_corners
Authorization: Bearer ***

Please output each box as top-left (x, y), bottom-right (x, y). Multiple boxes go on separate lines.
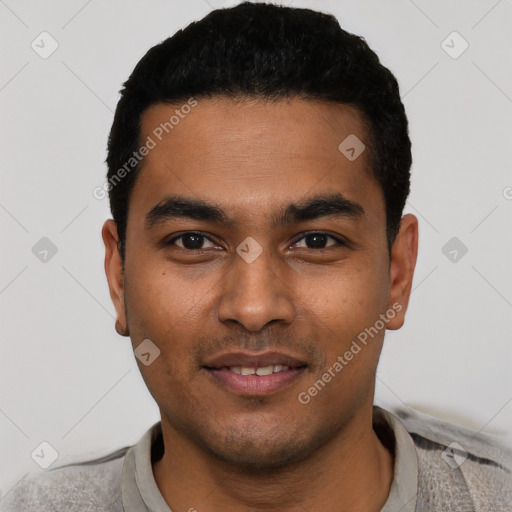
top-left (226, 364), bottom-right (290, 375)
top-left (203, 365), bottom-right (307, 395)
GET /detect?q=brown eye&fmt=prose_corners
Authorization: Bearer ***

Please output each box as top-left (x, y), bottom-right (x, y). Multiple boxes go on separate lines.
top-left (292, 232), bottom-right (344, 249)
top-left (167, 232), bottom-right (218, 250)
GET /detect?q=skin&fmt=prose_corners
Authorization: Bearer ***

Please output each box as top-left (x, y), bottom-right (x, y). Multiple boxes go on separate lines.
top-left (102, 97), bottom-right (418, 512)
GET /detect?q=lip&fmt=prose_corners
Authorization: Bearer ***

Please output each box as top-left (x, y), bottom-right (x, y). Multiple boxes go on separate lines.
top-left (201, 350), bottom-right (308, 396)
top-left (202, 350), bottom-right (307, 369)
top-left (203, 366), bottom-right (307, 396)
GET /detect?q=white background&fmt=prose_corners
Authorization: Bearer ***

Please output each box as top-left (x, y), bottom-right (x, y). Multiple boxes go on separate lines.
top-left (1, 0), bottom-right (511, 498)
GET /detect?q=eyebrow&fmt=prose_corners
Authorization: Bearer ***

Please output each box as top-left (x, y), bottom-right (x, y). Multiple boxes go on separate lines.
top-left (145, 193), bottom-right (365, 230)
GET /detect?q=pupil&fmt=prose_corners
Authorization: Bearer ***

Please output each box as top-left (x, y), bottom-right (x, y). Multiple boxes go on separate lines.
top-left (183, 234), bottom-right (204, 249)
top-left (306, 233), bottom-right (327, 249)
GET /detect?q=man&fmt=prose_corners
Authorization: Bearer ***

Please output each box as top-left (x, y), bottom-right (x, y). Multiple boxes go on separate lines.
top-left (3, 2), bottom-right (511, 511)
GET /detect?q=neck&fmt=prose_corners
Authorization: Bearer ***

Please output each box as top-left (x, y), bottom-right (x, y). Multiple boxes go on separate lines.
top-left (153, 407), bottom-right (394, 512)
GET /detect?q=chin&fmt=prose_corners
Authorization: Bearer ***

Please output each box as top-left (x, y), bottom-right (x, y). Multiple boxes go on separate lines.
top-left (197, 421), bottom-right (332, 473)
top-left (207, 440), bottom-right (308, 472)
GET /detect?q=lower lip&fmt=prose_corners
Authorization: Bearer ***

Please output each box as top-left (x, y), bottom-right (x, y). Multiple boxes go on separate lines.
top-left (203, 367), bottom-right (307, 395)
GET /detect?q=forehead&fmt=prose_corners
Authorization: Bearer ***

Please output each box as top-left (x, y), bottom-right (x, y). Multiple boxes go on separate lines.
top-left (129, 97), bottom-right (382, 225)
top-left (140, 96), bottom-right (369, 167)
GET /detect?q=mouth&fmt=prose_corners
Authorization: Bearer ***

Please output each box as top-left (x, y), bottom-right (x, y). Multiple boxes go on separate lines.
top-left (201, 351), bottom-right (308, 396)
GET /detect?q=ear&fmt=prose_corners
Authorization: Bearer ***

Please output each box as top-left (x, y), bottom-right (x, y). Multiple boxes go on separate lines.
top-left (386, 214), bottom-right (418, 330)
top-left (102, 219), bottom-right (129, 337)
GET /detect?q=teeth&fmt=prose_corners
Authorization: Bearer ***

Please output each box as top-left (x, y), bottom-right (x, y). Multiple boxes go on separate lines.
top-left (228, 365), bottom-right (291, 375)
top-left (256, 365), bottom-right (274, 376)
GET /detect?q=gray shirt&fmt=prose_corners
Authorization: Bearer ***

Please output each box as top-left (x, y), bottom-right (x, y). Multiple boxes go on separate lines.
top-left (2, 406), bottom-right (511, 511)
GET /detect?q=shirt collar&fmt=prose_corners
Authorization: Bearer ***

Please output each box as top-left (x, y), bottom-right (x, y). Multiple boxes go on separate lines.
top-left (122, 421), bottom-right (171, 512)
top-left (121, 406), bottom-right (419, 512)
top-left (374, 406), bottom-right (419, 512)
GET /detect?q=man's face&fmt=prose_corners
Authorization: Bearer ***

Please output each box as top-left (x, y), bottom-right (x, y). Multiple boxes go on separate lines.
top-left (104, 97), bottom-right (416, 469)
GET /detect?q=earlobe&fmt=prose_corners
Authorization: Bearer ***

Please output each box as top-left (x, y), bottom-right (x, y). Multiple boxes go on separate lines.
top-left (387, 214), bottom-right (418, 330)
top-left (102, 219), bottom-right (130, 337)
top-left (115, 319), bottom-right (129, 337)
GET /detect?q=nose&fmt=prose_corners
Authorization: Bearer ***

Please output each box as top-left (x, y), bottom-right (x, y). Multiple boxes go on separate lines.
top-left (217, 244), bottom-right (295, 333)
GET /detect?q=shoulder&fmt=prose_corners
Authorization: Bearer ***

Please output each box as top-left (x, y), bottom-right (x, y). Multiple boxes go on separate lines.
top-left (394, 407), bottom-right (512, 511)
top-left (0, 447), bottom-right (128, 512)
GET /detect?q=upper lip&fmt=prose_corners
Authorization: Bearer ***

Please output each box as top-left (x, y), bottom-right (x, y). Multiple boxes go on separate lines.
top-left (202, 350), bottom-right (308, 369)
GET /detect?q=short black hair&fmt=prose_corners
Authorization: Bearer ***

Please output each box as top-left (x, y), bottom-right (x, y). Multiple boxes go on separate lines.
top-left (106, 1), bottom-right (411, 261)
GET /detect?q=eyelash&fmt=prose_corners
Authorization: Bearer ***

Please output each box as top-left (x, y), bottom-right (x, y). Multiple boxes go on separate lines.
top-left (165, 231), bottom-right (346, 251)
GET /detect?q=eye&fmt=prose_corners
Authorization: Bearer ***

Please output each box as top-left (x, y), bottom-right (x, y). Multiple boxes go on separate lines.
top-left (166, 232), bottom-right (219, 250)
top-left (291, 232), bottom-right (345, 250)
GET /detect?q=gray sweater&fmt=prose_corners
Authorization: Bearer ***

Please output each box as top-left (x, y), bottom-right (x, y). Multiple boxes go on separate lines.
top-left (1, 406), bottom-right (511, 511)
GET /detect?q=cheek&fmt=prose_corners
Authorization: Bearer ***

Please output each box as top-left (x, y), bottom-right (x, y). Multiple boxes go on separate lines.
top-left (292, 262), bottom-right (390, 395)
top-left (298, 258), bottom-right (389, 326)
top-left (125, 253), bottom-right (208, 333)
top-left (124, 263), bottom-right (221, 386)
top-left (125, 275), bottom-right (202, 404)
